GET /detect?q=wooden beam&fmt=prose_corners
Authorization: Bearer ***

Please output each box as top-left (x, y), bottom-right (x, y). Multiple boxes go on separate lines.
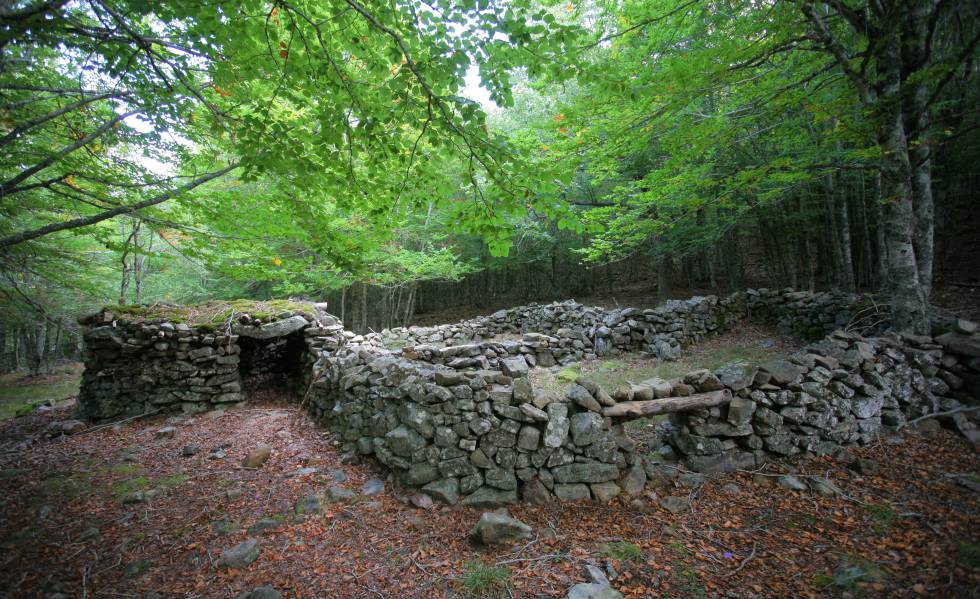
top-left (602, 390), bottom-right (733, 420)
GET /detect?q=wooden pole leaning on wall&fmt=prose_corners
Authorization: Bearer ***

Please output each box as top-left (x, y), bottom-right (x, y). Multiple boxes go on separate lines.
top-left (602, 389), bottom-right (733, 421)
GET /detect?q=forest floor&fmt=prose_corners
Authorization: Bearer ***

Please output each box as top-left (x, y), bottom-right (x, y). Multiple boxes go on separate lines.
top-left (0, 363), bottom-right (82, 420)
top-left (1, 383), bottom-right (979, 598)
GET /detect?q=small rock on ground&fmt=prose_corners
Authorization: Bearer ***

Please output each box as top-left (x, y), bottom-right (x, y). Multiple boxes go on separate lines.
top-left (325, 486), bottom-right (355, 502)
top-left (566, 582), bottom-right (623, 599)
top-left (236, 586), bottom-right (280, 599)
top-left (242, 444), bottom-right (272, 468)
top-left (155, 426), bottom-right (175, 439)
top-left (410, 493), bottom-right (433, 509)
top-left (469, 511), bottom-right (533, 545)
top-left (659, 495), bottom-right (689, 514)
top-left (777, 475), bottom-right (808, 491)
top-left (362, 478), bottom-right (385, 496)
top-left (218, 538), bottom-right (260, 569)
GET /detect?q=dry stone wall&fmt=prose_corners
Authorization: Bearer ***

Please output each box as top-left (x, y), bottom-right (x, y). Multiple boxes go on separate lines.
top-left (650, 325), bottom-right (980, 473)
top-left (76, 307), bottom-right (344, 421)
top-left (307, 348), bottom-right (641, 505)
top-left (75, 289), bottom-right (978, 506)
top-left (374, 289), bottom-right (892, 369)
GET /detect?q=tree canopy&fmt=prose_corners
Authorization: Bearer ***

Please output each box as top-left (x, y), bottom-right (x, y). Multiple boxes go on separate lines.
top-left (2, 0), bottom-right (978, 370)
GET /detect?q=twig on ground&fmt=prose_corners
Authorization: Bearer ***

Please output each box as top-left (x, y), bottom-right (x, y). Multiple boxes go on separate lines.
top-left (722, 542), bottom-right (757, 578)
top-left (898, 406), bottom-right (980, 430)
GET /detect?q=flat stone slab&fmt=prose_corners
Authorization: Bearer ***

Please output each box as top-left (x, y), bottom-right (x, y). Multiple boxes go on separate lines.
top-left (233, 315), bottom-right (309, 339)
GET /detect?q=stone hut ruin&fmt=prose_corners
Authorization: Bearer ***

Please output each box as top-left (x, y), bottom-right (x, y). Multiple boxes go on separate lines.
top-left (76, 290), bottom-right (980, 505)
top-left (75, 301), bottom-right (344, 421)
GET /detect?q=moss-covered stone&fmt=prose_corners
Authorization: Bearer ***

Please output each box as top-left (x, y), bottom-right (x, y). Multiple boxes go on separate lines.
top-left (89, 299), bottom-right (317, 327)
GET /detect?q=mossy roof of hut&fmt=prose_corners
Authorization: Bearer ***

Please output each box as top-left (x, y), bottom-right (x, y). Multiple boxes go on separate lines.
top-left (88, 299), bottom-right (317, 328)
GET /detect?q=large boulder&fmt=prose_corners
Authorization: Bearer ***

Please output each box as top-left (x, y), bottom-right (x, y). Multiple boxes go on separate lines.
top-left (551, 462), bottom-right (620, 484)
top-left (715, 362), bottom-right (757, 391)
top-left (544, 402), bottom-right (570, 448)
top-left (461, 486), bottom-right (518, 507)
top-left (935, 332), bottom-right (980, 357)
top-left (759, 360), bottom-right (803, 385)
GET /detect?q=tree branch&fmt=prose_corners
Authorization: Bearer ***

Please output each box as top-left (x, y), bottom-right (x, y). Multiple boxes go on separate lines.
top-left (0, 163), bottom-right (239, 250)
top-left (0, 90), bottom-right (125, 148)
top-left (0, 108), bottom-right (142, 195)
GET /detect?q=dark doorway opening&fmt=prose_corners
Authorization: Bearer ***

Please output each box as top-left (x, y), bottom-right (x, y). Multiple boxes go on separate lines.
top-left (237, 331), bottom-right (306, 395)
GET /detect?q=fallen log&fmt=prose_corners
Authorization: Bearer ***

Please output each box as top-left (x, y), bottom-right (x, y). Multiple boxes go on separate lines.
top-left (602, 389), bottom-right (733, 420)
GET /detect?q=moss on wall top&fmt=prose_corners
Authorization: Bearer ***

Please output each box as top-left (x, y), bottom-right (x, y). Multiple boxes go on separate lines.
top-left (80, 299), bottom-right (318, 328)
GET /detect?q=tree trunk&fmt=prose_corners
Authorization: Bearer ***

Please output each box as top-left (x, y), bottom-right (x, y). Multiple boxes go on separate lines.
top-left (360, 282), bottom-right (368, 332)
top-left (902, 0), bottom-right (938, 301)
top-left (340, 286), bottom-right (347, 326)
top-left (877, 52), bottom-right (930, 334)
top-left (836, 190), bottom-right (856, 291)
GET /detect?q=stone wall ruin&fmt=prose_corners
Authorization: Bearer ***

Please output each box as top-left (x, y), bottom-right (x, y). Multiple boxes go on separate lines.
top-left (75, 289), bottom-right (979, 506)
top-left (75, 306), bottom-right (345, 421)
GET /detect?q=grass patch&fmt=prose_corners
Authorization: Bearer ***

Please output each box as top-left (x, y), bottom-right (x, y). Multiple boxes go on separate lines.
top-left (0, 468), bottom-right (28, 481)
top-left (458, 560), bottom-right (512, 598)
top-left (0, 364), bottom-right (82, 420)
top-left (40, 471), bottom-right (92, 499)
top-left (112, 473), bottom-right (186, 500)
top-left (157, 473), bottom-right (189, 489)
top-left (864, 502), bottom-right (898, 532)
top-left (666, 541), bottom-right (689, 556)
top-left (814, 555), bottom-right (890, 594)
top-left (556, 365), bottom-right (580, 384)
top-left (112, 476), bottom-right (151, 498)
top-left (100, 464), bottom-right (141, 476)
top-left (956, 541), bottom-right (980, 571)
top-left (214, 519), bottom-right (242, 535)
top-left (1, 526), bottom-right (39, 548)
top-left (600, 541), bottom-right (644, 563)
top-left (600, 360), bottom-right (625, 370)
top-left (678, 567), bottom-right (708, 599)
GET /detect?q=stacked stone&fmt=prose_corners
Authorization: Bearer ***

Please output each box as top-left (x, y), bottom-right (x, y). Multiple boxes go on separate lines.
top-left (377, 300), bottom-right (606, 348)
top-left (77, 314), bottom-right (244, 421)
top-left (77, 306), bottom-right (345, 422)
top-left (933, 320), bottom-right (980, 402)
top-left (397, 331), bottom-right (594, 372)
top-left (654, 324), bottom-right (980, 473)
top-left (378, 295), bottom-right (750, 364)
top-left (308, 351), bottom-right (637, 505)
top-left (374, 290), bottom-right (883, 362)
top-left (742, 288), bottom-right (885, 339)
top-left (589, 294), bottom-right (746, 358)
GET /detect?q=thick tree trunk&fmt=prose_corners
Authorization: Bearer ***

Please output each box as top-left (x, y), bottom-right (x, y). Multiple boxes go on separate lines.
top-left (877, 55), bottom-right (930, 334)
top-left (902, 0), bottom-right (938, 300)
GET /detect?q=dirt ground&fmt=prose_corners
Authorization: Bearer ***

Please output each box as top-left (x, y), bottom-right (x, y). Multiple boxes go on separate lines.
top-left (1, 381), bottom-right (978, 599)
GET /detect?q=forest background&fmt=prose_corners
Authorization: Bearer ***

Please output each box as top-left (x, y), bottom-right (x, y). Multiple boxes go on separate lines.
top-left (1, 0), bottom-right (978, 375)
